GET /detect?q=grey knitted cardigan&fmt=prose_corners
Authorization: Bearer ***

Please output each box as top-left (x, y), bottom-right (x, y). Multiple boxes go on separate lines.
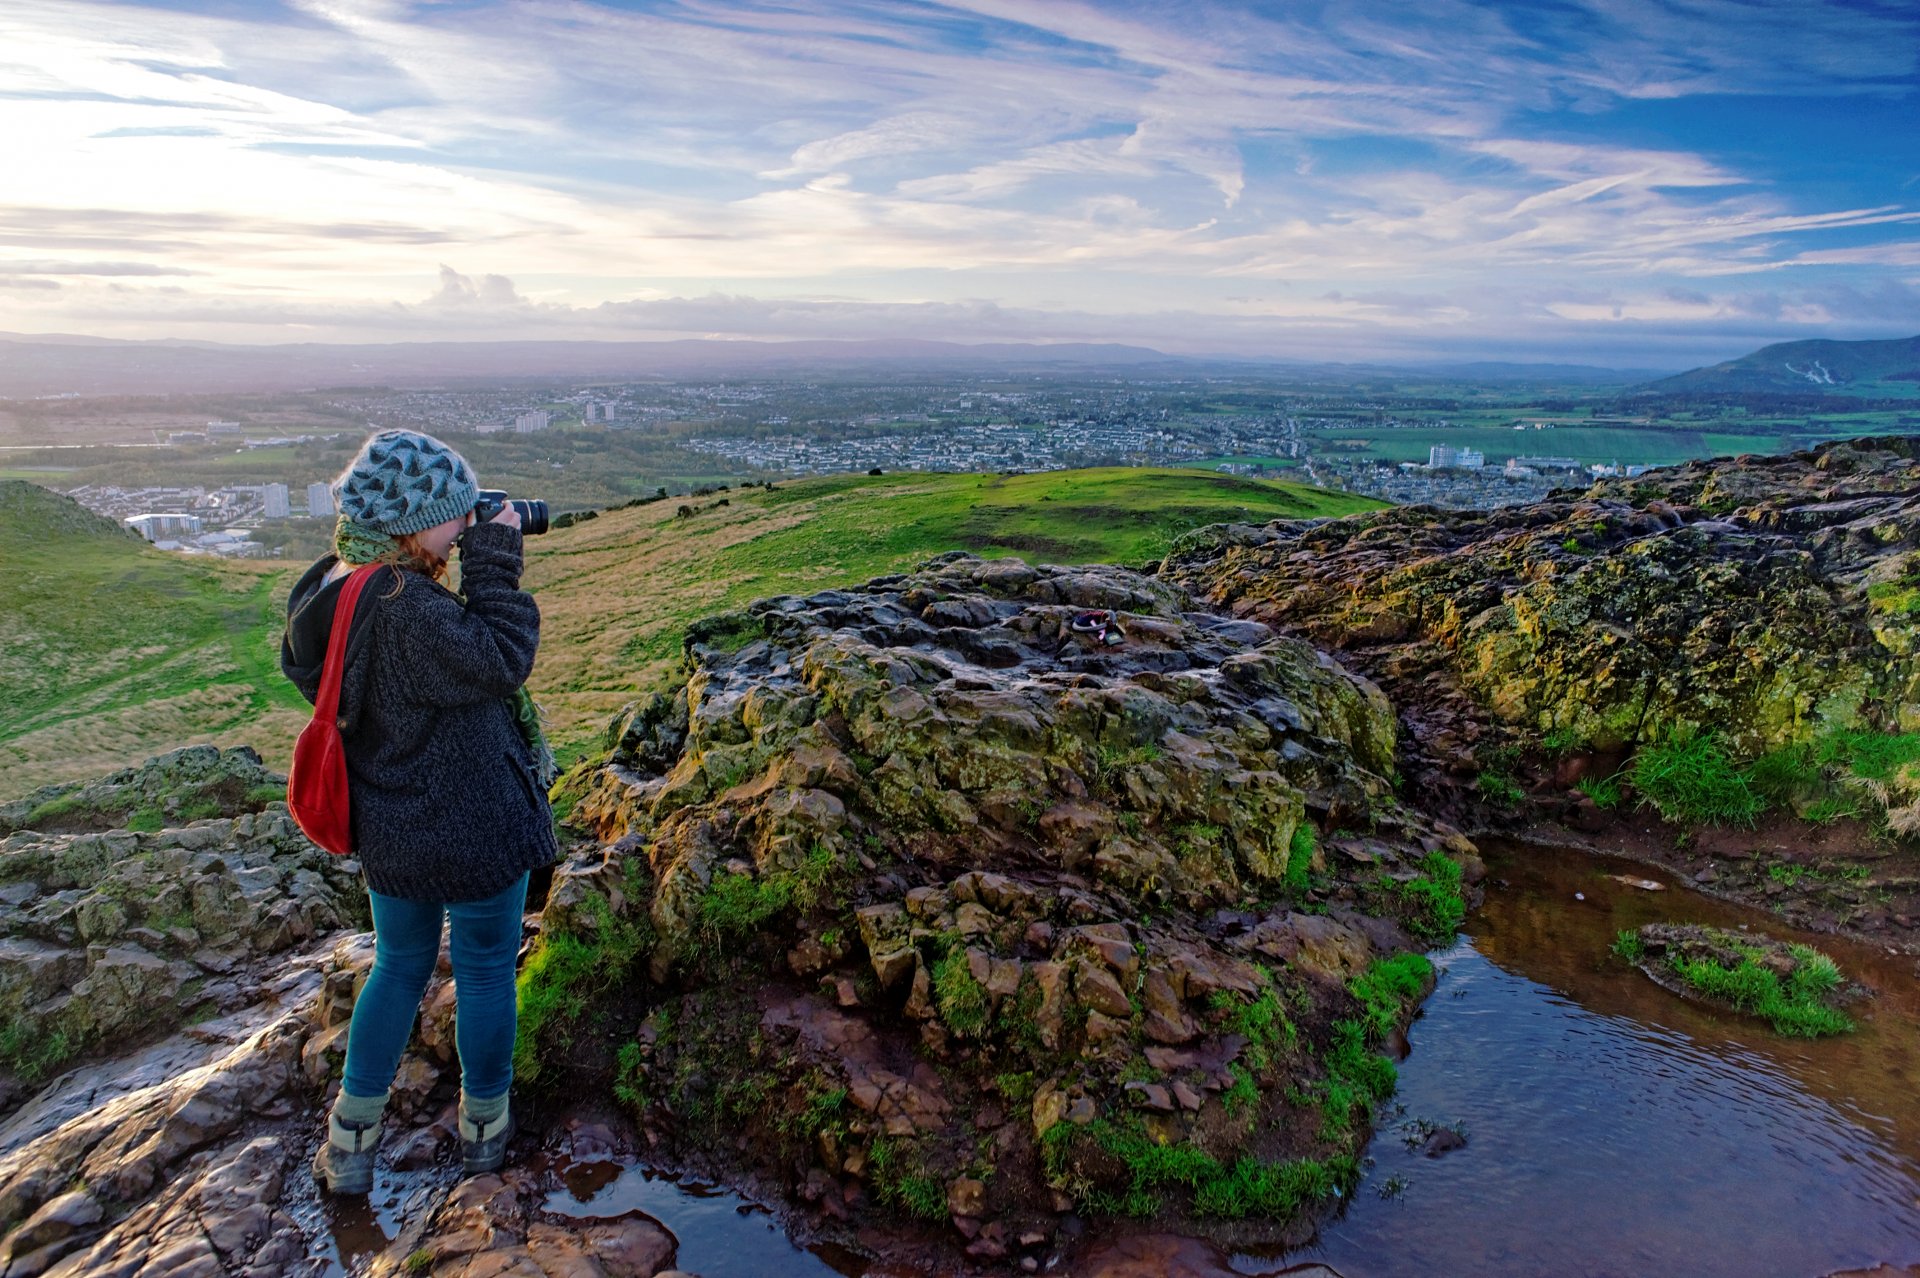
top-left (280, 521), bottom-right (558, 901)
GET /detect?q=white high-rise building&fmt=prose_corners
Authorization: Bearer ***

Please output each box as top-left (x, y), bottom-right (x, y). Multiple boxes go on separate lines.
top-left (263, 483), bottom-right (291, 518)
top-left (127, 512), bottom-right (202, 540)
top-left (308, 483), bottom-right (335, 517)
top-left (1428, 444), bottom-right (1458, 469)
top-left (513, 411), bottom-right (551, 433)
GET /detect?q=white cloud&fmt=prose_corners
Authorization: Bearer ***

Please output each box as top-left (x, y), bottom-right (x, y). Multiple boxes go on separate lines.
top-left (0, 0), bottom-right (1912, 358)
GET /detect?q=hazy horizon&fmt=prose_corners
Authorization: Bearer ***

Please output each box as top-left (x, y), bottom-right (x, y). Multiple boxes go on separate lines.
top-left (3, 1), bottom-right (1917, 369)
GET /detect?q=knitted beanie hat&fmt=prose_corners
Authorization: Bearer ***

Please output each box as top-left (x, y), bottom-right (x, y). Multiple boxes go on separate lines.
top-left (332, 430), bottom-right (479, 535)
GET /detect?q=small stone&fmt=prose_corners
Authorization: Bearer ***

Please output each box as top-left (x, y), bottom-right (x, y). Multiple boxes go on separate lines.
top-left (948, 1176), bottom-right (987, 1217)
top-left (1123, 1081), bottom-right (1174, 1112)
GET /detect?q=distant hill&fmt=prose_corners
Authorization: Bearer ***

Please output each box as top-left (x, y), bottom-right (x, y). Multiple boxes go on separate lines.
top-left (0, 469), bottom-right (1384, 794)
top-left (0, 481), bottom-right (311, 794)
top-left (0, 331), bottom-right (1676, 398)
top-left (0, 334), bottom-right (1187, 397)
top-left (1640, 335), bottom-right (1920, 397)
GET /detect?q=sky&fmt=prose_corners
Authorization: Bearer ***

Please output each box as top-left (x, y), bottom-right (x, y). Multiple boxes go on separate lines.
top-left (2, 0), bottom-right (1917, 369)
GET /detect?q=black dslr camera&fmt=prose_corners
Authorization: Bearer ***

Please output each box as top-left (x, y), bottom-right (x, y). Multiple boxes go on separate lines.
top-left (473, 488), bottom-right (550, 536)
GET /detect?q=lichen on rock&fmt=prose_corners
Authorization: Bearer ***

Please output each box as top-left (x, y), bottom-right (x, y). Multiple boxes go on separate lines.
top-left (539, 552), bottom-right (1465, 1257)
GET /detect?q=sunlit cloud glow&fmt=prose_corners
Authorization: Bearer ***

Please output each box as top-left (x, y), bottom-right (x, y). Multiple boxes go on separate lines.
top-left (0, 0), bottom-right (1915, 367)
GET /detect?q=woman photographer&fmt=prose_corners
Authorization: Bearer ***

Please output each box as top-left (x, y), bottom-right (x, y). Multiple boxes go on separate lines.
top-left (281, 429), bottom-right (558, 1195)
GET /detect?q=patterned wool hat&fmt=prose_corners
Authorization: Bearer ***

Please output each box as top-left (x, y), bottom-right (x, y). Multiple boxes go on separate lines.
top-left (332, 430), bottom-right (479, 535)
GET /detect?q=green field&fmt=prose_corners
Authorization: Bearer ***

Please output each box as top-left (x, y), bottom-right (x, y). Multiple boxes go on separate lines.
top-left (0, 482), bottom-right (310, 794)
top-left (2, 468), bottom-right (1384, 793)
top-left (526, 467), bottom-right (1384, 756)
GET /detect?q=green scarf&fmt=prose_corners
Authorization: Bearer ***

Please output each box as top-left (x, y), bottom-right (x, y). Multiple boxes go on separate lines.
top-left (335, 517), bottom-right (556, 786)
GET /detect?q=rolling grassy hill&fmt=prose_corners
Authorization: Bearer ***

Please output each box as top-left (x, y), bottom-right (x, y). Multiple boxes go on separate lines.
top-left (0, 469), bottom-right (1383, 795)
top-left (0, 481), bottom-right (313, 793)
top-left (1645, 335), bottom-right (1920, 397)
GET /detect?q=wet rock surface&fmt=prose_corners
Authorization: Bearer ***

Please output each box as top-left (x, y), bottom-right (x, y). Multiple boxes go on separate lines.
top-left (549, 553), bottom-right (1464, 1267)
top-left (0, 803), bottom-right (368, 1104)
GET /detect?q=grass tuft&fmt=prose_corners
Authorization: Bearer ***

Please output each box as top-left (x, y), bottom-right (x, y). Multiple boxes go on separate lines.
top-left (1631, 730), bottom-right (1762, 826)
top-left (1669, 944), bottom-right (1853, 1038)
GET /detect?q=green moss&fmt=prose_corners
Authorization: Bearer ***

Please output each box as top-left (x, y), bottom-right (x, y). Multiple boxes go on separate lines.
top-left (1387, 853), bottom-right (1466, 944)
top-left (1315, 953), bottom-right (1430, 1139)
top-left (1284, 823), bottom-right (1316, 894)
top-left (1815, 728), bottom-right (1920, 783)
top-left (1611, 929), bottom-right (1646, 963)
top-left (1221, 1063), bottom-right (1258, 1115)
top-left (513, 894), bottom-right (647, 1084)
top-left (1348, 952), bottom-right (1432, 1038)
top-left (698, 844), bottom-right (846, 956)
top-left (1630, 730), bottom-right (1762, 826)
top-left (698, 871), bottom-right (792, 949)
top-left (1867, 576), bottom-right (1920, 615)
top-left (125, 807), bottom-right (163, 833)
top-left (869, 1137), bottom-right (948, 1221)
top-left (23, 792), bottom-right (120, 828)
top-left (1059, 1117), bottom-right (1356, 1222)
top-left (931, 949), bottom-right (989, 1037)
top-left (1220, 978), bottom-right (1294, 1072)
top-left (1191, 1153), bottom-right (1358, 1220)
top-left (613, 1040), bottom-right (647, 1112)
top-left (0, 1016), bottom-right (79, 1084)
top-left (993, 1070), bottom-right (1036, 1104)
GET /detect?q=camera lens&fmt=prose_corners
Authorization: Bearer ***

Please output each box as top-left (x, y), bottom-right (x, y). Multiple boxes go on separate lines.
top-left (472, 489), bottom-right (547, 535)
top-left (512, 499), bottom-right (549, 536)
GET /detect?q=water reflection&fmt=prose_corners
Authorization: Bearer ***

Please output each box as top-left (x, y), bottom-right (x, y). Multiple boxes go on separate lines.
top-left (543, 1162), bottom-right (869, 1278)
top-left (1286, 842), bottom-right (1920, 1278)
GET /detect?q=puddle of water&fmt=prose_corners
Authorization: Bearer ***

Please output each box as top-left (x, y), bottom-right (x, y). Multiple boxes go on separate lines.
top-left (1274, 840), bottom-right (1920, 1278)
top-left (543, 1161), bottom-right (869, 1278)
top-left (294, 1154), bottom-right (457, 1275)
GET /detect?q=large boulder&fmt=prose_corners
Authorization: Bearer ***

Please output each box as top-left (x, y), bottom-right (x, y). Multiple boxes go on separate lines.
top-left (543, 553), bottom-right (1462, 1258)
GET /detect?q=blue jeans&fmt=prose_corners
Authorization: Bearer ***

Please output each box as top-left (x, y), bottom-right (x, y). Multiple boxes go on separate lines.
top-left (342, 873), bottom-right (528, 1103)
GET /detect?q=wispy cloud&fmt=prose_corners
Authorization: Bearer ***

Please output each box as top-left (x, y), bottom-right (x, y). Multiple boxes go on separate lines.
top-left (0, 0), bottom-right (1913, 361)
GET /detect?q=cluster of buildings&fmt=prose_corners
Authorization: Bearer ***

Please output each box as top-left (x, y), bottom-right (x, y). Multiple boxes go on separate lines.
top-left (67, 479), bottom-right (339, 557)
top-left (1325, 448), bottom-right (1653, 510)
top-left (322, 389), bottom-right (624, 435)
top-left (679, 418), bottom-right (1232, 474)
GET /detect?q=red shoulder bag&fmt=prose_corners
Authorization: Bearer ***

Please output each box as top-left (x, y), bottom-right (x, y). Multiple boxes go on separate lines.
top-left (288, 564), bottom-right (380, 856)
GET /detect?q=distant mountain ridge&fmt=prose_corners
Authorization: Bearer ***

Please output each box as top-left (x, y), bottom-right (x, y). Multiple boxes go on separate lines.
top-left (0, 331), bottom-right (1672, 398)
top-left (1641, 335), bottom-right (1920, 397)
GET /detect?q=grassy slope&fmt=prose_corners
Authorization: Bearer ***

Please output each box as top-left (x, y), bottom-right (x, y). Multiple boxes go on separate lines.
top-left (504, 468), bottom-right (1380, 762)
top-left (0, 482), bottom-right (310, 793)
top-left (0, 469), bottom-right (1381, 795)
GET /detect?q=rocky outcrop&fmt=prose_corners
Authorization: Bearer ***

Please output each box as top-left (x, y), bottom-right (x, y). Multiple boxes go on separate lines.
top-left (1162, 439), bottom-right (1920, 776)
top-left (0, 920), bottom-right (691, 1278)
top-left (0, 745), bottom-right (285, 837)
top-left (546, 552), bottom-right (1467, 1261)
top-left (0, 804), bottom-right (367, 1103)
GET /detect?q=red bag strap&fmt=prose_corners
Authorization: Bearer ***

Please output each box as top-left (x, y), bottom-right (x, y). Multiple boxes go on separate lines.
top-left (315, 564), bottom-right (382, 728)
